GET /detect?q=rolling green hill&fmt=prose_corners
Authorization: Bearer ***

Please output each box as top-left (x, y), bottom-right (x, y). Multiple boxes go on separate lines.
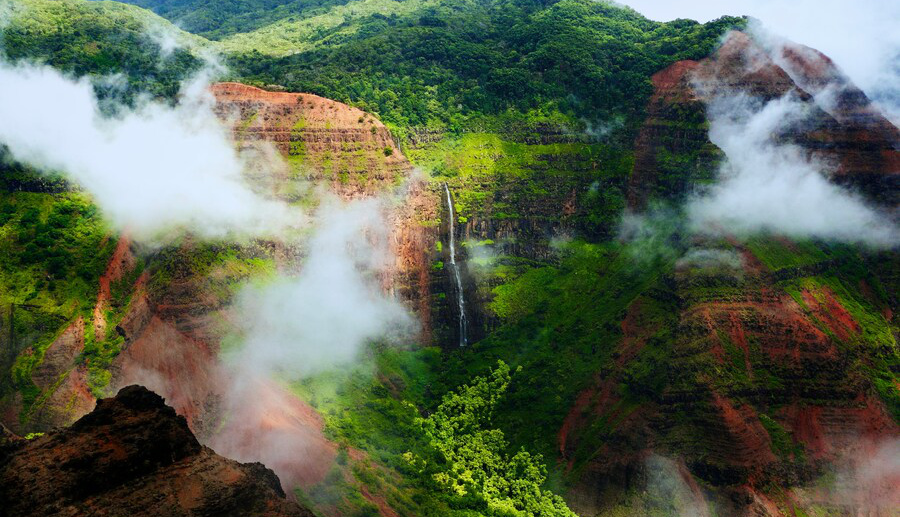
top-left (3, 0), bottom-right (206, 98)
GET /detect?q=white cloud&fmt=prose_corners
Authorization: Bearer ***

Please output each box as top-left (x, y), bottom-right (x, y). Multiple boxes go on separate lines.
top-left (687, 93), bottom-right (898, 247)
top-left (227, 197), bottom-right (415, 377)
top-left (675, 248), bottom-right (743, 270)
top-left (0, 60), bottom-right (297, 241)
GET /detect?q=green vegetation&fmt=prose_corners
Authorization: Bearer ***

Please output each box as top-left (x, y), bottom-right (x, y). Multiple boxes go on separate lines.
top-left (745, 237), bottom-right (831, 271)
top-left (418, 361), bottom-right (576, 516)
top-left (226, 0), bottom-right (744, 128)
top-left (759, 414), bottom-right (804, 462)
top-left (0, 164), bottom-right (116, 412)
top-left (2, 0), bottom-right (204, 100)
top-left (291, 351), bottom-right (578, 516)
top-left (407, 133), bottom-right (632, 238)
top-left (118, 0), bottom-right (367, 38)
top-left (446, 240), bottom-right (674, 464)
top-left (776, 251), bottom-right (900, 421)
top-left (0, 191), bottom-right (112, 307)
top-left (71, 0), bottom-right (744, 130)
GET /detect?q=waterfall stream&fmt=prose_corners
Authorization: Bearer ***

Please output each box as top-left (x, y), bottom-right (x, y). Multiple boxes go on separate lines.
top-left (443, 183), bottom-right (468, 347)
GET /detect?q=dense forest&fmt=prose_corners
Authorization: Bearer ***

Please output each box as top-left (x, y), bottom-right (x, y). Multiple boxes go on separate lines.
top-left (4, 0), bottom-right (744, 127)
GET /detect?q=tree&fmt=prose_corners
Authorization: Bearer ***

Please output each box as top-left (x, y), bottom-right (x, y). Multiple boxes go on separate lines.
top-left (416, 361), bottom-right (576, 517)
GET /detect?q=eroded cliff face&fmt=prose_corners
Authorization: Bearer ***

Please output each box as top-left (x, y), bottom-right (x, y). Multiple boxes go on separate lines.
top-left (209, 81), bottom-right (439, 340)
top-left (562, 244), bottom-right (898, 516)
top-left (627, 30), bottom-right (900, 208)
top-left (626, 59), bottom-right (721, 209)
top-left (0, 385), bottom-right (314, 517)
top-left (562, 30), bottom-right (900, 516)
top-left (211, 82), bottom-right (412, 197)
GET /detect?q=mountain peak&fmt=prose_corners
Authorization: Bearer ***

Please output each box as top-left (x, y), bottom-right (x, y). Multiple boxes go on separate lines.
top-left (0, 385), bottom-right (315, 517)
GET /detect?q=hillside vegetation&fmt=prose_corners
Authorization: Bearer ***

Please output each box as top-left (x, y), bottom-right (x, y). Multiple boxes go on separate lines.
top-left (2, 0), bottom-right (206, 99)
top-left (1, 1), bottom-right (897, 517)
top-left (121, 0), bottom-right (744, 128)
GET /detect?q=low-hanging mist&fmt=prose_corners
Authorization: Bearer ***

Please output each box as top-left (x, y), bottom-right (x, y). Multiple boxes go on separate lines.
top-left (619, 0), bottom-right (900, 124)
top-left (687, 92), bottom-right (898, 247)
top-left (0, 59), bottom-right (296, 241)
top-left (228, 197), bottom-right (415, 377)
top-left (208, 197), bottom-right (415, 488)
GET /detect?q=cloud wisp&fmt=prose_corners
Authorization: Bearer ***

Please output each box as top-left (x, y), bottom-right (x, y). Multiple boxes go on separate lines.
top-left (617, 0), bottom-right (900, 123)
top-left (207, 197), bottom-right (415, 488)
top-left (686, 92), bottom-right (898, 247)
top-left (228, 197), bottom-right (415, 377)
top-left (0, 60), bottom-right (297, 241)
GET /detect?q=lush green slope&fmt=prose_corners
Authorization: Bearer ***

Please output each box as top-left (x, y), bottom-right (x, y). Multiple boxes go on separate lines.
top-left (116, 0), bottom-right (743, 128)
top-left (226, 0), bottom-right (743, 128)
top-left (0, 163), bottom-right (118, 408)
top-left (115, 0), bottom-right (359, 39)
top-left (0, 0), bottom-right (203, 417)
top-left (3, 0), bottom-right (205, 99)
top-left (295, 235), bottom-right (898, 516)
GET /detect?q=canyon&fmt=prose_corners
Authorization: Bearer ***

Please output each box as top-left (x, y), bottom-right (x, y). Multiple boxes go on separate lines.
top-left (560, 30), bottom-right (899, 515)
top-left (0, 21), bottom-right (896, 517)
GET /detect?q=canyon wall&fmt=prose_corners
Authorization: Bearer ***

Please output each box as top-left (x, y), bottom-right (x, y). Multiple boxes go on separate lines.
top-left (627, 31), bottom-right (900, 209)
top-left (561, 30), bottom-right (899, 516)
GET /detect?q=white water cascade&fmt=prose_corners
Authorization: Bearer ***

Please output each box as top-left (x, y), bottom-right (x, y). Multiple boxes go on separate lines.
top-left (443, 183), bottom-right (468, 347)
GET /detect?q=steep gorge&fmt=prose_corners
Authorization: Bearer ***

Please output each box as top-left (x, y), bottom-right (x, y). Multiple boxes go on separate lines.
top-left (0, 84), bottom-right (437, 515)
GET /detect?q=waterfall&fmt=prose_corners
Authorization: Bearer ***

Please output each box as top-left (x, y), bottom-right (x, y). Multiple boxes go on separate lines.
top-left (443, 183), bottom-right (468, 347)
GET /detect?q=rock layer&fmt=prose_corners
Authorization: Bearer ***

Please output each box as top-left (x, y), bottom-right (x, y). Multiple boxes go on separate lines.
top-left (211, 81), bottom-right (411, 197)
top-left (627, 30), bottom-right (900, 208)
top-left (567, 29), bottom-right (900, 516)
top-left (0, 385), bottom-right (314, 517)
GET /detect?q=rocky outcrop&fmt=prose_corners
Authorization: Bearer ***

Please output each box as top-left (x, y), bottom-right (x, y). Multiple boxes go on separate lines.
top-left (211, 82), bottom-right (411, 197)
top-left (0, 385), bottom-right (314, 517)
top-left (106, 265), bottom-right (341, 494)
top-left (627, 30), bottom-right (900, 208)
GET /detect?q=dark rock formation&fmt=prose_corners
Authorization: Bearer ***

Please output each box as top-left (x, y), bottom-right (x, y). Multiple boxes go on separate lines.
top-left (0, 385), bottom-right (314, 517)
